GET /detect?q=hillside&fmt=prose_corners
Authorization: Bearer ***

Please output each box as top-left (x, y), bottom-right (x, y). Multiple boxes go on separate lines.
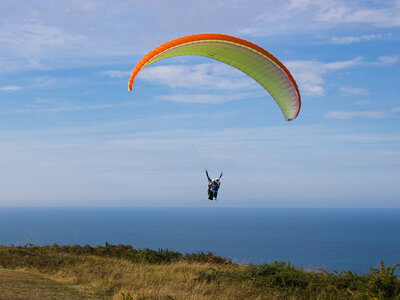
top-left (0, 244), bottom-right (399, 300)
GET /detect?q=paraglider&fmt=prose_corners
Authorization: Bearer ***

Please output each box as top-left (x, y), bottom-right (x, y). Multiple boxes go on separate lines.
top-left (128, 33), bottom-right (301, 200)
top-left (129, 33), bottom-right (301, 121)
top-left (206, 170), bottom-right (223, 201)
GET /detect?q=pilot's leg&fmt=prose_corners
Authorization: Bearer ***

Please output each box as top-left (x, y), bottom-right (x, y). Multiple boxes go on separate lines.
top-left (213, 191), bottom-right (218, 200)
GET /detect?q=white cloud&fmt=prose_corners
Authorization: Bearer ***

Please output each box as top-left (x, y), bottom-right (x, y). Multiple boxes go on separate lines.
top-left (340, 86), bottom-right (368, 95)
top-left (158, 92), bottom-right (261, 104)
top-left (239, 0), bottom-right (400, 37)
top-left (331, 133), bottom-right (400, 142)
top-left (0, 101), bottom-right (130, 115)
top-left (324, 56), bottom-right (364, 70)
top-left (138, 63), bottom-right (257, 91)
top-left (68, 0), bottom-right (105, 12)
top-left (0, 85), bottom-right (22, 92)
top-left (286, 55), bottom-right (398, 96)
top-left (101, 70), bottom-right (131, 78)
top-left (315, 1), bottom-right (400, 27)
top-left (375, 55), bottom-right (399, 66)
top-left (324, 110), bottom-right (391, 119)
top-left (137, 55), bottom-right (397, 97)
top-left (40, 104), bottom-right (122, 113)
top-left (0, 0), bottom-right (398, 73)
top-left (331, 34), bottom-right (391, 44)
top-left (285, 57), bottom-right (363, 96)
top-left (0, 118), bottom-right (399, 206)
top-left (286, 62), bottom-right (325, 96)
top-left (0, 23), bottom-right (86, 57)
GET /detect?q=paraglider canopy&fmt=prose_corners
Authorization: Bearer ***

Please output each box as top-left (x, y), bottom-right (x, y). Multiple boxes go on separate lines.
top-left (128, 33), bottom-right (301, 121)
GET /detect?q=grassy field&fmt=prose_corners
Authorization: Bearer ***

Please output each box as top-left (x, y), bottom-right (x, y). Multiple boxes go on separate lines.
top-left (0, 268), bottom-right (100, 300)
top-left (0, 244), bottom-right (399, 300)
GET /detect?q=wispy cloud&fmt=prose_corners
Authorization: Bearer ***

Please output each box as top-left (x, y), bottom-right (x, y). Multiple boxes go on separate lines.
top-left (37, 103), bottom-right (123, 113)
top-left (0, 23), bottom-right (86, 57)
top-left (0, 85), bottom-right (22, 92)
top-left (0, 0), bottom-right (398, 73)
top-left (315, 1), bottom-right (400, 28)
top-left (138, 63), bottom-right (257, 91)
top-left (136, 55), bottom-right (398, 97)
top-left (286, 55), bottom-right (398, 96)
top-left (285, 57), bottom-right (363, 96)
top-left (340, 86), bottom-right (368, 95)
top-left (101, 70), bottom-right (131, 78)
top-left (324, 110), bottom-right (391, 119)
top-left (331, 134), bottom-right (400, 142)
top-left (0, 101), bottom-right (130, 115)
top-left (324, 56), bottom-right (364, 70)
top-left (331, 33), bottom-right (391, 44)
top-left (374, 55), bottom-right (399, 66)
top-left (158, 92), bottom-right (262, 104)
top-left (239, 1), bottom-right (400, 37)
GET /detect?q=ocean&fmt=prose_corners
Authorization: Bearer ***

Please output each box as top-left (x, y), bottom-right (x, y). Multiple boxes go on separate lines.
top-left (0, 207), bottom-right (399, 274)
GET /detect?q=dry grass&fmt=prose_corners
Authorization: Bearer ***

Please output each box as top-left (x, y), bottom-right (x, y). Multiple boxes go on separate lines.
top-left (0, 245), bottom-right (398, 299)
top-left (1, 253), bottom-right (288, 300)
top-left (0, 268), bottom-right (100, 300)
top-left (46, 255), bottom-right (271, 300)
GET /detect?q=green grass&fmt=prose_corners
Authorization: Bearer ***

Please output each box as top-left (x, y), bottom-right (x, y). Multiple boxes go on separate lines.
top-left (0, 244), bottom-right (399, 300)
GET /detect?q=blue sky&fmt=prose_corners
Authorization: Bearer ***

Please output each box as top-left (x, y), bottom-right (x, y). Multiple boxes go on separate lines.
top-left (0, 0), bottom-right (399, 207)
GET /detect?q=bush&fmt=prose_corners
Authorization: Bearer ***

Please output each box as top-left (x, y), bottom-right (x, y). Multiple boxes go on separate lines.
top-left (368, 261), bottom-right (400, 299)
top-left (0, 243), bottom-right (234, 266)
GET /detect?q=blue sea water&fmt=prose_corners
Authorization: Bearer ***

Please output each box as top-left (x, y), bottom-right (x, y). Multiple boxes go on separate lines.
top-left (0, 207), bottom-right (399, 274)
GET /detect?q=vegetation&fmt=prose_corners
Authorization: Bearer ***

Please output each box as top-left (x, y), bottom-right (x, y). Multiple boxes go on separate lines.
top-left (0, 244), bottom-right (399, 300)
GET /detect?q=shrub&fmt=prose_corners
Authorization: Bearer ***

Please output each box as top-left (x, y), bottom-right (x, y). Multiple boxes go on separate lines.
top-left (368, 261), bottom-right (400, 299)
